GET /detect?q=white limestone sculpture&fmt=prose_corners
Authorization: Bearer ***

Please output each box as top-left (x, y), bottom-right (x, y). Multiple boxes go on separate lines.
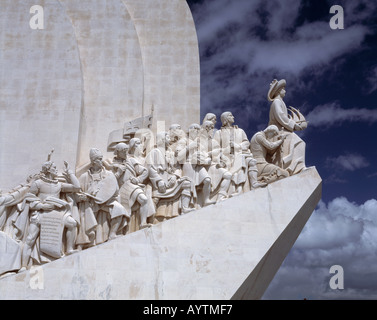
top-left (146, 132), bottom-right (194, 222)
top-left (77, 148), bottom-right (129, 247)
top-left (20, 155), bottom-right (81, 269)
top-left (200, 120), bottom-right (232, 202)
top-left (250, 125), bottom-right (290, 184)
top-left (268, 79), bottom-right (308, 175)
top-left (116, 138), bottom-right (154, 232)
top-left (178, 123), bottom-right (216, 207)
top-left (0, 183), bottom-right (31, 232)
top-left (0, 182), bottom-right (31, 276)
top-left (202, 112), bottom-right (218, 137)
top-left (213, 112), bottom-right (266, 195)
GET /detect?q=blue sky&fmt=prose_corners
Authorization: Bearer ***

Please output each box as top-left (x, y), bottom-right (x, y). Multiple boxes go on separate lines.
top-left (186, 0), bottom-right (377, 299)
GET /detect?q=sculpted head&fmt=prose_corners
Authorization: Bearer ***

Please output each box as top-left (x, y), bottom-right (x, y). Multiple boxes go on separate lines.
top-left (89, 148), bottom-right (103, 169)
top-left (202, 120), bottom-right (214, 136)
top-left (156, 132), bottom-right (170, 147)
top-left (129, 137), bottom-right (143, 155)
top-left (264, 125), bottom-right (280, 139)
top-left (41, 161), bottom-right (58, 179)
top-left (188, 123), bottom-right (201, 140)
top-left (114, 142), bottom-right (129, 160)
top-left (169, 124), bottom-right (185, 141)
top-left (268, 79), bottom-right (286, 101)
top-left (202, 113), bottom-right (217, 125)
top-left (220, 111), bottom-right (234, 127)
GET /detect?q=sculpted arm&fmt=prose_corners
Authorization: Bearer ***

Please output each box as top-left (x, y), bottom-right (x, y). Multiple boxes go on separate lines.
top-left (61, 161), bottom-right (81, 193)
top-left (256, 133), bottom-right (282, 152)
top-left (271, 99), bottom-right (296, 132)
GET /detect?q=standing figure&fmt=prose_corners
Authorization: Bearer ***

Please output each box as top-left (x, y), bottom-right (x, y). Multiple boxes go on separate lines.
top-left (77, 148), bottom-right (129, 246)
top-left (21, 159), bottom-right (81, 269)
top-left (213, 112), bottom-right (266, 195)
top-left (250, 125), bottom-right (289, 184)
top-left (146, 132), bottom-right (194, 223)
top-left (202, 113), bottom-right (217, 137)
top-left (201, 120), bottom-right (232, 201)
top-left (268, 79), bottom-right (307, 175)
top-left (114, 139), bottom-right (154, 232)
top-left (178, 123), bottom-right (216, 207)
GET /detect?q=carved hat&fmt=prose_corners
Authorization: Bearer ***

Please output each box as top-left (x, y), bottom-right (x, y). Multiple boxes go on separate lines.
top-left (267, 79), bottom-right (286, 101)
top-left (89, 148), bottom-right (102, 162)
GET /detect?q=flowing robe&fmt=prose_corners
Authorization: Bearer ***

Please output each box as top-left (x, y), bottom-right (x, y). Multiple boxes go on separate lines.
top-left (268, 98), bottom-right (306, 175)
top-left (146, 147), bottom-right (192, 220)
top-left (78, 168), bottom-right (128, 245)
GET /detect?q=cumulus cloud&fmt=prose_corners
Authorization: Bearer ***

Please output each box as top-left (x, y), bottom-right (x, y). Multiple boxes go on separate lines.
top-left (263, 197), bottom-right (377, 299)
top-left (326, 153), bottom-right (370, 172)
top-left (306, 102), bottom-right (377, 128)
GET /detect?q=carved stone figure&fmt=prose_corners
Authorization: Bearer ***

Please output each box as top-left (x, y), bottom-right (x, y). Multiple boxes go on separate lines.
top-left (114, 139), bottom-right (154, 232)
top-left (213, 112), bottom-right (266, 195)
top-left (201, 120), bottom-right (232, 202)
top-left (0, 183), bottom-right (31, 232)
top-left (250, 125), bottom-right (289, 184)
top-left (77, 148), bottom-right (129, 247)
top-left (20, 159), bottom-right (81, 269)
top-left (146, 132), bottom-right (194, 222)
top-left (178, 123), bottom-right (216, 207)
top-left (268, 79), bottom-right (307, 175)
top-left (202, 113), bottom-right (217, 137)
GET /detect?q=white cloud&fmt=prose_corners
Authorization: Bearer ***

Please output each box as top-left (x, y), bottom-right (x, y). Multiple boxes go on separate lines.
top-left (306, 102), bottom-right (377, 128)
top-left (263, 197), bottom-right (377, 299)
top-left (248, 25), bottom-right (368, 74)
top-left (326, 153), bottom-right (370, 171)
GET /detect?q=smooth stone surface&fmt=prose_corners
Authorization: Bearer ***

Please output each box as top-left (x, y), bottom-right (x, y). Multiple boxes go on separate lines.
top-left (0, 0), bottom-right (200, 191)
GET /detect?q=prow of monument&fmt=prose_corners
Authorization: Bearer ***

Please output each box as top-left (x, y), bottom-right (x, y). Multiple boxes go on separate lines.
top-left (0, 0), bottom-right (321, 299)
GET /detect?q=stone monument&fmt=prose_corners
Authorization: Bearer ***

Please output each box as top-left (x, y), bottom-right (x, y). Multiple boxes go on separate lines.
top-left (0, 0), bottom-right (321, 300)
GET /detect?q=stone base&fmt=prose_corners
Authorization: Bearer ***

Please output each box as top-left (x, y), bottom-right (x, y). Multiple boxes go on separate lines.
top-left (0, 232), bottom-right (22, 276)
top-left (0, 167), bottom-right (321, 299)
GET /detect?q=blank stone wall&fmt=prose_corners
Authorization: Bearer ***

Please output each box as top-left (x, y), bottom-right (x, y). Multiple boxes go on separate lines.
top-left (0, 0), bottom-right (200, 191)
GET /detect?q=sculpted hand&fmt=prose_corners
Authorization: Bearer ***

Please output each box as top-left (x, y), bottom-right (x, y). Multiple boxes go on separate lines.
top-left (77, 193), bottom-right (88, 202)
top-left (157, 180), bottom-right (166, 193)
top-left (62, 161), bottom-right (73, 181)
top-left (130, 177), bottom-right (139, 185)
top-left (166, 176), bottom-right (176, 189)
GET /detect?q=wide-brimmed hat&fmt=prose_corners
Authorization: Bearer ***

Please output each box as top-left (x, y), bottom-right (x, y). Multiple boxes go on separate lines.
top-left (267, 79), bottom-right (286, 101)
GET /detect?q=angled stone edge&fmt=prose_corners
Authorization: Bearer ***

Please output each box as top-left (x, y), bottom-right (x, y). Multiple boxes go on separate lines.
top-left (0, 167), bottom-right (321, 300)
top-left (231, 170), bottom-right (322, 300)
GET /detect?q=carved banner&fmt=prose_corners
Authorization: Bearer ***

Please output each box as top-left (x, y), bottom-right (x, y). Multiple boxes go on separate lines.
top-left (40, 210), bottom-right (65, 259)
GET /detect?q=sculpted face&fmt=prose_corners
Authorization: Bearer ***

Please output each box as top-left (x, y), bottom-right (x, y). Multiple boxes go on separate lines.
top-left (203, 121), bottom-right (214, 136)
top-left (279, 87), bottom-right (286, 98)
top-left (92, 155), bottom-right (103, 169)
top-left (226, 112), bottom-right (234, 125)
top-left (48, 164), bottom-right (58, 178)
top-left (169, 124), bottom-right (185, 140)
top-left (188, 124), bottom-right (200, 140)
top-left (165, 133), bottom-right (171, 146)
top-left (118, 147), bottom-right (128, 159)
